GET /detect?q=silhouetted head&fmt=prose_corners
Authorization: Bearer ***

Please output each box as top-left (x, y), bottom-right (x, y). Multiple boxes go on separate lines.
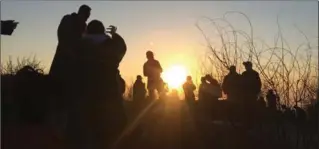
top-left (146, 51), bottom-right (154, 60)
top-left (201, 77), bottom-right (206, 83)
top-left (78, 5), bottom-right (91, 22)
top-left (186, 76), bottom-right (192, 81)
top-left (281, 105), bottom-right (287, 109)
top-left (136, 75), bottom-right (142, 81)
top-left (243, 61), bottom-right (253, 70)
top-left (205, 74), bottom-right (212, 81)
top-left (87, 20), bottom-right (105, 34)
top-left (204, 74), bottom-right (217, 85)
top-left (229, 65), bottom-right (236, 73)
top-left (267, 89), bottom-right (274, 95)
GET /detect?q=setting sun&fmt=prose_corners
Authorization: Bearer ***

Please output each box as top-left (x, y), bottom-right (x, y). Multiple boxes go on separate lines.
top-left (162, 65), bottom-right (188, 89)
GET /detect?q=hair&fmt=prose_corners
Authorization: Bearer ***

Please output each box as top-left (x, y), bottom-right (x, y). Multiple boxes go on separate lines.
top-left (137, 75), bottom-right (142, 80)
top-left (243, 61), bottom-right (252, 68)
top-left (267, 89), bottom-right (274, 94)
top-left (146, 51), bottom-right (154, 59)
top-left (201, 77), bottom-right (206, 83)
top-left (87, 20), bottom-right (105, 34)
top-left (78, 5), bottom-right (91, 13)
top-left (229, 65), bottom-right (236, 71)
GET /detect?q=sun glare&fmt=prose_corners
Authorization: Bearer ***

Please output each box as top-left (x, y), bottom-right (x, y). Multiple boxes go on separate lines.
top-left (162, 65), bottom-right (188, 89)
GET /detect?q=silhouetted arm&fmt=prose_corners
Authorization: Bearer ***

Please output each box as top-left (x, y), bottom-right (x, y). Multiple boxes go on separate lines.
top-left (156, 60), bottom-right (163, 73)
top-left (182, 83), bottom-right (187, 92)
top-left (143, 63), bottom-right (149, 77)
top-left (111, 33), bottom-right (127, 64)
top-left (133, 82), bottom-right (137, 97)
top-left (142, 83), bottom-right (147, 94)
top-left (251, 72), bottom-right (262, 94)
top-left (192, 84), bottom-right (196, 91)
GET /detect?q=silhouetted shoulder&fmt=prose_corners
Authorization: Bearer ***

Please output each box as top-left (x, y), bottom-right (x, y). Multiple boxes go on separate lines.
top-left (61, 14), bottom-right (71, 20)
top-left (252, 70), bottom-right (259, 74)
top-left (155, 60), bottom-right (161, 64)
top-left (60, 13), bottom-right (76, 23)
top-left (242, 70), bottom-right (259, 76)
top-left (144, 61), bottom-right (150, 66)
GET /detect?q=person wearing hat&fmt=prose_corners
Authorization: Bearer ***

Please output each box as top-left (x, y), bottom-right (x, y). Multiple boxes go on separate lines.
top-left (241, 61), bottom-right (262, 127)
top-left (241, 61), bottom-right (261, 97)
top-left (222, 65), bottom-right (241, 102)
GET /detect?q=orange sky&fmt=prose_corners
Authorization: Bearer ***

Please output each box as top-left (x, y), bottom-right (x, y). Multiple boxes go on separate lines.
top-left (1, 1), bottom-right (318, 89)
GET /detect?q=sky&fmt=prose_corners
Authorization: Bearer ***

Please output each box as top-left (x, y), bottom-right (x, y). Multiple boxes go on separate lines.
top-left (1, 1), bottom-right (318, 84)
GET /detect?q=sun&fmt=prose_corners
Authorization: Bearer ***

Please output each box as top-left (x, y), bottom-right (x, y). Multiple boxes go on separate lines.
top-left (162, 65), bottom-right (188, 89)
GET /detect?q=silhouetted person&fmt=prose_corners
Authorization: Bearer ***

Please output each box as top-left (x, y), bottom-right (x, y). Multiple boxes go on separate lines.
top-left (198, 76), bottom-right (210, 116)
top-left (49, 5), bottom-right (91, 133)
top-left (205, 75), bottom-right (222, 120)
top-left (241, 61), bottom-right (262, 102)
top-left (183, 76), bottom-right (196, 107)
top-left (58, 4), bottom-right (91, 46)
top-left (133, 75), bottom-right (147, 103)
top-left (241, 61), bottom-right (261, 127)
top-left (143, 51), bottom-right (163, 100)
top-left (49, 4), bottom-right (91, 92)
top-left (198, 75), bottom-right (221, 120)
top-left (1, 20), bottom-right (18, 35)
top-left (198, 77), bottom-right (209, 101)
top-left (222, 65), bottom-right (241, 102)
top-left (205, 75), bottom-right (222, 101)
top-left (67, 20), bottom-right (127, 149)
top-left (266, 89), bottom-right (277, 111)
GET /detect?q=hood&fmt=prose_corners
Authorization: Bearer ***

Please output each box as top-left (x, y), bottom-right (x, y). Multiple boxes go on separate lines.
top-left (83, 34), bottom-right (111, 44)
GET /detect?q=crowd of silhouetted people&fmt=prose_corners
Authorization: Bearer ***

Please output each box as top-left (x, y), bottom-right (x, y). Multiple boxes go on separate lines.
top-left (1, 4), bottom-right (318, 149)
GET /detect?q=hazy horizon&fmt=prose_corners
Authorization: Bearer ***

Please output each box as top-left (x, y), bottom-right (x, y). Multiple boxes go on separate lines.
top-left (1, 1), bottom-right (318, 84)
